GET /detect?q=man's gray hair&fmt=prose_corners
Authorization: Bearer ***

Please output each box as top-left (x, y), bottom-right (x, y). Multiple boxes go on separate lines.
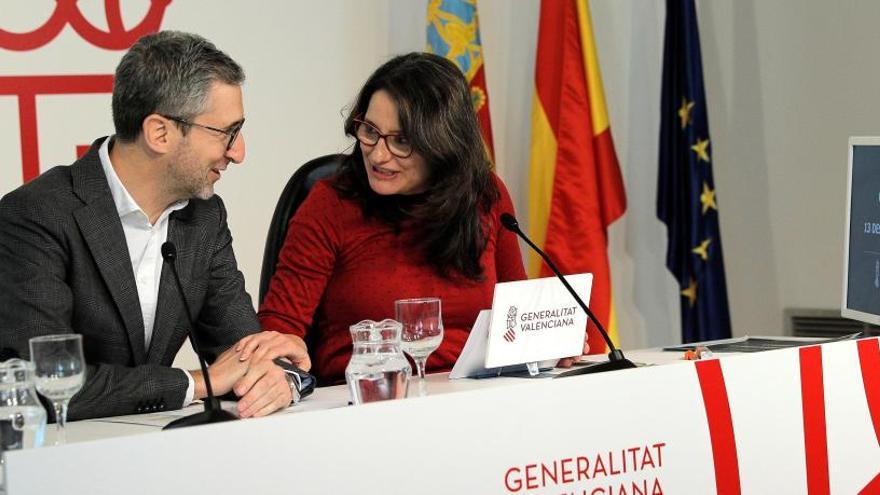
top-left (112, 31), bottom-right (245, 142)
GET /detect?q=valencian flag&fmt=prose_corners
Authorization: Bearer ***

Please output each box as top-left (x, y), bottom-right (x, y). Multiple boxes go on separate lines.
top-left (426, 0), bottom-right (495, 162)
top-left (658, 0), bottom-right (731, 343)
top-left (528, 0), bottom-right (626, 353)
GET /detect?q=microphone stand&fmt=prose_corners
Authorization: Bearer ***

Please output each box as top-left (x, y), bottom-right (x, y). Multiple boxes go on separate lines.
top-left (161, 242), bottom-right (238, 429)
top-left (499, 214), bottom-right (636, 376)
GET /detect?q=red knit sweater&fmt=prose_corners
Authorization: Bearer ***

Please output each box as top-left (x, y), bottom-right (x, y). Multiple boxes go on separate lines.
top-left (258, 175), bottom-right (526, 384)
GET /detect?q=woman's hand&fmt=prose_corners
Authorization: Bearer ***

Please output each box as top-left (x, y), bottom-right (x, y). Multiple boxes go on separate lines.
top-left (234, 331), bottom-right (312, 371)
top-left (556, 340), bottom-right (591, 368)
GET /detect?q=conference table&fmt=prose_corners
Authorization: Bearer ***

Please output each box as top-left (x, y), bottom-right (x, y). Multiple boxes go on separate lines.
top-left (33, 347), bottom-right (682, 444)
top-left (4, 339), bottom-right (878, 494)
top-left (45, 369), bottom-right (558, 443)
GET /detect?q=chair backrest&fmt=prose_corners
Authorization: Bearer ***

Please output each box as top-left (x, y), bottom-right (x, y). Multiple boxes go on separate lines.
top-left (259, 154), bottom-right (344, 305)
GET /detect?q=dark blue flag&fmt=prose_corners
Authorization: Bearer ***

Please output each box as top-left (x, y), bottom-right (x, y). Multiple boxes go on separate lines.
top-left (658, 0), bottom-right (732, 343)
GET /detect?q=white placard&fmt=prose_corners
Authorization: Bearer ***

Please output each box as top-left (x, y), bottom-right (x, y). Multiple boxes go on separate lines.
top-left (485, 274), bottom-right (592, 367)
top-left (449, 310), bottom-right (558, 379)
top-left (449, 309), bottom-right (493, 378)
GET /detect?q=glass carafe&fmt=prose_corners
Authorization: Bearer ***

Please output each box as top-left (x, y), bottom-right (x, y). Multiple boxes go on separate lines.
top-left (345, 319), bottom-right (411, 404)
top-left (0, 359), bottom-right (46, 452)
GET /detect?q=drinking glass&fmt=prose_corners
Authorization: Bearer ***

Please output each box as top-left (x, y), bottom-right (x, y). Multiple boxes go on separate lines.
top-left (28, 335), bottom-right (85, 445)
top-left (395, 298), bottom-right (443, 396)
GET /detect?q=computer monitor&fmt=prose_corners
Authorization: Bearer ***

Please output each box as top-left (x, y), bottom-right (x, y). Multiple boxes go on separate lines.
top-left (842, 136), bottom-right (880, 325)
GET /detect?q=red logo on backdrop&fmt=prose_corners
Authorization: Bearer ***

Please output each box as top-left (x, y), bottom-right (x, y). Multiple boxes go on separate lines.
top-left (0, 0), bottom-right (173, 183)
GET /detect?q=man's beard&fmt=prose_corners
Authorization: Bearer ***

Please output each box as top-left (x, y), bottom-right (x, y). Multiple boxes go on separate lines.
top-left (167, 144), bottom-right (216, 201)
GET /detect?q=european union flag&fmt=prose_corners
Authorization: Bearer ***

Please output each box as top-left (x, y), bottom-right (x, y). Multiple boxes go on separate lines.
top-left (657, 0), bottom-right (731, 343)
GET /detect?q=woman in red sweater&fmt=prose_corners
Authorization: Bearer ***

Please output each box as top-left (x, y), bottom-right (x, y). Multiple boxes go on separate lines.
top-left (257, 53), bottom-right (526, 384)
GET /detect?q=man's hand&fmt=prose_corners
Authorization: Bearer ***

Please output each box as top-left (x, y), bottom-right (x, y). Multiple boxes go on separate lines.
top-left (218, 331), bottom-right (313, 418)
top-left (235, 331), bottom-right (311, 371)
top-left (191, 345), bottom-right (249, 399)
top-left (557, 340), bottom-right (591, 368)
top-left (233, 359), bottom-right (292, 418)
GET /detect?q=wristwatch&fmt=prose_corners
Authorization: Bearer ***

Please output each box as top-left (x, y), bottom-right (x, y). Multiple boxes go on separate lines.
top-left (273, 358), bottom-right (316, 404)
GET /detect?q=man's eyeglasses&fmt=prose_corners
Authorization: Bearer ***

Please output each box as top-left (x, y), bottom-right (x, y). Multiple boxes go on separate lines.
top-left (162, 115), bottom-right (245, 151)
top-left (352, 118), bottom-right (413, 159)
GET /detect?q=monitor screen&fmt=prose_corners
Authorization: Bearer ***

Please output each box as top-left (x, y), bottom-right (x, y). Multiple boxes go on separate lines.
top-left (842, 137), bottom-right (880, 325)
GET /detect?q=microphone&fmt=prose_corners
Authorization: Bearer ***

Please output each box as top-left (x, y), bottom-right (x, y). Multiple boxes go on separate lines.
top-left (161, 241), bottom-right (237, 429)
top-left (499, 213), bottom-right (635, 376)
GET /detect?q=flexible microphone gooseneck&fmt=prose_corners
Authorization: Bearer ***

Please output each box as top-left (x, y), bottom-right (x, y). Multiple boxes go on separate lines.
top-left (499, 213), bottom-right (636, 376)
top-left (161, 241), bottom-right (238, 429)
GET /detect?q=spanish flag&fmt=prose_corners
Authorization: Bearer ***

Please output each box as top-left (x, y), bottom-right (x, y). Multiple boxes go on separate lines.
top-left (426, 0), bottom-right (495, 162)
top-left (528, 0), bottom-right (626, 353)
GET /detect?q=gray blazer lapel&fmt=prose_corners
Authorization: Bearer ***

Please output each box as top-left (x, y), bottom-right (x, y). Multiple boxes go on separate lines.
top-left (148, 206), bottom-right (202, 363)
top-left (70, 140), bottom-right (147, 364)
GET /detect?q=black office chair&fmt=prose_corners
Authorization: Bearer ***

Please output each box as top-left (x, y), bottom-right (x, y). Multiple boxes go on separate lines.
top-left (259, 154), bottom-right (344, 386)
top-left (259, 154), bottom-right (344, 305)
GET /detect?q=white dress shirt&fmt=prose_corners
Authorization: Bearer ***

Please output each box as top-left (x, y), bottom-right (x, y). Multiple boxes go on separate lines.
top-left (99, 137), bottom-right (196, 405)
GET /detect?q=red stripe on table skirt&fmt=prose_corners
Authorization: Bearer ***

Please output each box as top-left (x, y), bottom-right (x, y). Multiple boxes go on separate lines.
top-left (696, 359), bottom-right (742, 495)
top-left (857, 339), bottom-right (880, 494)
top-left (800, 346), bottom-right (830, 495)
top-left (858, 339), bottom-right (880, 443)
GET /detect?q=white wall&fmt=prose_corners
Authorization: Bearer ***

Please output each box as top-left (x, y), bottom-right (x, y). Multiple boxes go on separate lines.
top-left (2, 1), bottom-right (877, 352)
top-left (694, 0), bottom-right (880, 338)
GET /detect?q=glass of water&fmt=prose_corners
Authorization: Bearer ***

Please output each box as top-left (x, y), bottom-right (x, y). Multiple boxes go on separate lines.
top-left (28, 334), bottom-right (85, 445)
top-left (395, 297), bottom-right (443, 396)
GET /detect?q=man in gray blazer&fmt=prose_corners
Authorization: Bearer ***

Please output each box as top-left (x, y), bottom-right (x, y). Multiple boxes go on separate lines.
top-left (0, 31), bottom-right (308, 421)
